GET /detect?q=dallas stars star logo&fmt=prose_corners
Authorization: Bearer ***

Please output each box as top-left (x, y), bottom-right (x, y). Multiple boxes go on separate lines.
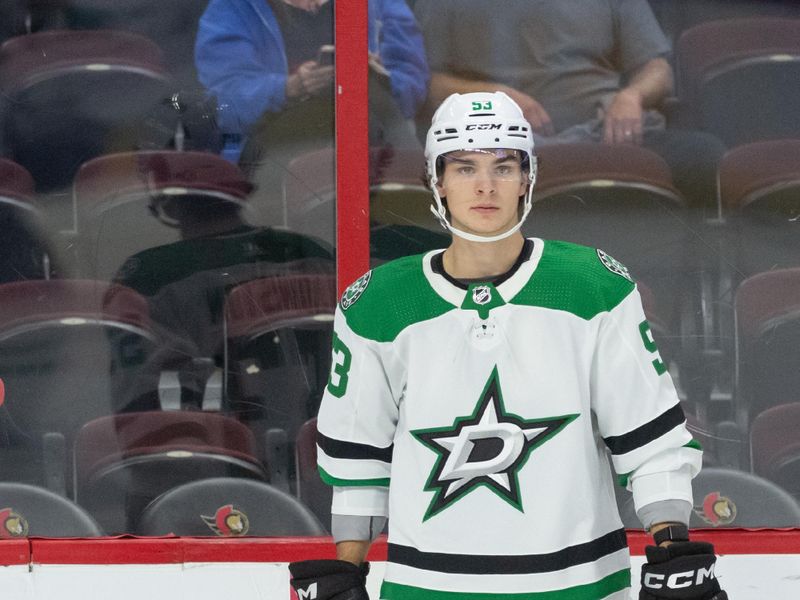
top-left (411, 366), bottom-right (578, 521)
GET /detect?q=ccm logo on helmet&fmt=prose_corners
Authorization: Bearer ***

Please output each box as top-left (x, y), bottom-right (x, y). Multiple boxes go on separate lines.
top-left (644, 565), bottom-right (717, 590)
top-left (465, 123), bottom-right (502, 130)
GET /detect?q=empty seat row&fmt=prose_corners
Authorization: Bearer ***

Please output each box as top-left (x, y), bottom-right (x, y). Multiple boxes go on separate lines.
top-left (0, 477), bottom-right (325, 538)
top-left (5, 401), bottom-right (800, 538)
top-left (0, 404), bottom-right (336, 536)
top-left (0, 272), bottom-right (338, 525)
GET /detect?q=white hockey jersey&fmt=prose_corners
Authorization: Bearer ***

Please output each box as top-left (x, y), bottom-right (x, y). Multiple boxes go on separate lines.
top-left (316, 239), bottom-right (702, 600)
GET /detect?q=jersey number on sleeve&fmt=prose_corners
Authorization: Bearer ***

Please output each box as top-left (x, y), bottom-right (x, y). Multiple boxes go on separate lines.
top-left (638, 320), bottom-right (667, 376)
top-left (326, 331), bottom-right (352, 397)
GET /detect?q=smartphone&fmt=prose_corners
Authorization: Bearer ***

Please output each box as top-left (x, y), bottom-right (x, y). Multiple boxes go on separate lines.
top-left (316, 44), bottom-right (335, 66)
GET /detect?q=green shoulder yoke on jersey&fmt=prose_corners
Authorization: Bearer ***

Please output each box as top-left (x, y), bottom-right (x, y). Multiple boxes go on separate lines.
top-left (341, 254), bottom-right (455, 343)
top-left (511, 240), bottom-right (636, 319)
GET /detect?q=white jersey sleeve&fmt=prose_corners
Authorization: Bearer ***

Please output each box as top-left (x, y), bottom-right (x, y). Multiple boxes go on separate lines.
top-left (591, 284), bottom-right (702, 507)
top-left (316, 303), bottom-right (402, 512)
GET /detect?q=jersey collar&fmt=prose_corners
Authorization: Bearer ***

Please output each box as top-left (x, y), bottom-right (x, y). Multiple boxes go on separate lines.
top-left (422, 238), bottom-right (545, 307)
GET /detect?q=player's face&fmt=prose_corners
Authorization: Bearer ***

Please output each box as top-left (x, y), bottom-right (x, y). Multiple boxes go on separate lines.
top-left (436, 149), bottom-right (528, 238)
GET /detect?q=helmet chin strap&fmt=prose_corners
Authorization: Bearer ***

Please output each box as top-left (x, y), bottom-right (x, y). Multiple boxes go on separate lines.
top-left (429, 181), bottom-right (535, 244)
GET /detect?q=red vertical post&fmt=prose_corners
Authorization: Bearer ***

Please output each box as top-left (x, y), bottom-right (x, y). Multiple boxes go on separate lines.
top-left (335, 0), bottom-right (370, 296)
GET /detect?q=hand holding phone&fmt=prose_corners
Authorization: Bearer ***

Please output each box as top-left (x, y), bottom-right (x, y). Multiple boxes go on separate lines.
top-left (287, 55), bottom-right (335, 99)
top-left (316, 44), bottom-right (335, 66)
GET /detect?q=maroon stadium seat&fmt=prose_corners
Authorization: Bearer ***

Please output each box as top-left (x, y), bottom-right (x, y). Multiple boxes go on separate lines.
top-left (0, 157), bottom-right (35, 203)
top-left (74, 410), bottom-right (267, 534)
top-left (280, 147), bottom-right (335, 243)
top-left (224, 274), bottom-right (337, 444)
top-left (73, 150), bottom-right (253, 280)
top-left (734, 268), bottom-right (800, 431)
top-left (718, 140), bottom-right (800, 278)
top-left (0, 158), bottom-right (55, 282)
top-left (368, 146), bottom-right (432, 225)
top-left (62, 0), bottom-right (211, 88)
top-left (368, 146), bottom-right (450, 261)
top-left (282, 146), bottom-right (448, 258)
top-left (527, 143), bottom-right (687, 285)
top-left (0, 30), bottom-right (173, 199)
top-left (675, 18), bottom-right (800, 146)
top-left (751, 403), bottom-right (800, 501)
top-left (0, 279), bottom-right (158, 494)
top-left (0, 279), bottom-right (157, 435)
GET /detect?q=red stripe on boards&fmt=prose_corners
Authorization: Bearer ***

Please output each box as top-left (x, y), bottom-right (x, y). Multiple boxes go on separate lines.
top-left (0, 531), bottom-right (797, 566)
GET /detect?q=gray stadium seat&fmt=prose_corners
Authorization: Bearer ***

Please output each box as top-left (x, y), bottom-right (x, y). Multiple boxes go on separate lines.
top-left (136, 477), bottom-right (325, 536)
top-left (618, 467), bottom-right (800, 529)
top-left (0, 482), bottom-right (103, 536)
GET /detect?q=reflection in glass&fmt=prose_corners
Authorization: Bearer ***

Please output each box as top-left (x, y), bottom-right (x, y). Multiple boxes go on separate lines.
top-left (0, 0), bottom-right (798, 538)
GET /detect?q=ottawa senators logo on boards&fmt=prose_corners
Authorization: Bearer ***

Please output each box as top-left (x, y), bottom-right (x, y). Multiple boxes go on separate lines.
top-left (201, 504), bottom-right (250, 536)
top-left (0, 508), bottom-right (29, 538)
top-left (694, 492), bottom-right (737, 526)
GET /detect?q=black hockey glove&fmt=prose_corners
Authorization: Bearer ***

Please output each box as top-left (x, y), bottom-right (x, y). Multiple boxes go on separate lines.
top-left (289, 559), bottom-right (370, 600)
top-left (639, 541), bottom-right (727, 600)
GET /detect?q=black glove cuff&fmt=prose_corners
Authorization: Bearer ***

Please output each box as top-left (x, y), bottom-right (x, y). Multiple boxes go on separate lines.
top-left (289, 559), bottom-right (368, 580)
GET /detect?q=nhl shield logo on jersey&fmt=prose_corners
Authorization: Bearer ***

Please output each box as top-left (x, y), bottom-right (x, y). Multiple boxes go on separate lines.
top-left (340, 271), bottom-right (372, 311)
top-left (411, 367), bottom-right (578, 521)
top-left (201, 504), bottom-right (250, 536)
top-left (0, 508), bottom-right (28, 538)
top-left (472, 285), bottom-right (492, 305)
top-left (597, 249), bottom-right (633, 282)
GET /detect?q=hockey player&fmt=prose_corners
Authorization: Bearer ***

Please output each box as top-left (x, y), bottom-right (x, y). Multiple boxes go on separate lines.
top-left (290, 92), bottom-right (727, 600)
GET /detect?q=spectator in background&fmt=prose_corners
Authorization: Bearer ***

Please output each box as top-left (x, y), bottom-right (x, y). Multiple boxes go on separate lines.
top-left (413, 0), bottom-right (726, 211)
top-left (195, 0), bottom-right (429, 163)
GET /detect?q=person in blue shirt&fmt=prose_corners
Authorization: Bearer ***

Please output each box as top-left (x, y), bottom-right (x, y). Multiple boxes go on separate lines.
top-left (195, 0), bottom-right (429, 162)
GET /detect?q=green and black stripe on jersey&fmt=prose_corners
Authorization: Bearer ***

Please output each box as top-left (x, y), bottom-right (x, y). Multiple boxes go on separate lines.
top-left (317, 432), bottom-right (393, 487)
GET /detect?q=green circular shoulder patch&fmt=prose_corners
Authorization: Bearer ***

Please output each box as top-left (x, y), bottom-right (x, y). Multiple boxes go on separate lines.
top-left (596, 249), bottom-right (633, 282)
top-left (340, 270), bottom-right (373, 310)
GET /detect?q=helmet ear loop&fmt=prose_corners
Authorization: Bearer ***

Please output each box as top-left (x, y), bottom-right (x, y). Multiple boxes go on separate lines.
top-left (523, 170), bottom-right (536, 217)
top-left (429, 174), bottom-right (450, 231)
top-left (516, 157), bottom-right (537, 225)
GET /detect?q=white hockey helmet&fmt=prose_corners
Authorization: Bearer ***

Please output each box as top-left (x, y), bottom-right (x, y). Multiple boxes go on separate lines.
top-left (425, 91), bottom-right (537, 242)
